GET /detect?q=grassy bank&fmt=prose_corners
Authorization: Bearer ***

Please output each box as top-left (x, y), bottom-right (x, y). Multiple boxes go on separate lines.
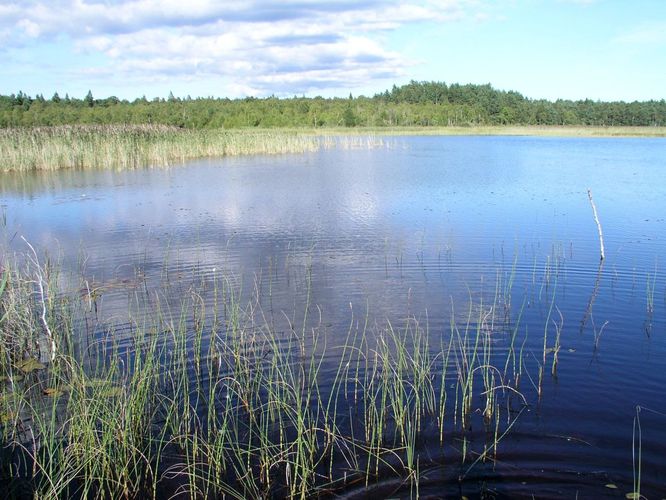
top-left (1, 124), bottom-right (663, 173)
top-left (0, 245), bottom-right (549, 498)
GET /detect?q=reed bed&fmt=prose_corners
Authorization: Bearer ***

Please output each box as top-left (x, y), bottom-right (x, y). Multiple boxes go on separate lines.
top-left (0, 126), bottom-right (320, 172)
top-left (0, 126), bottom-right (393, 173)
top-left (0, 247), bottom-right (558, 498)
top-left (5, 123), bottom-right (659, 173)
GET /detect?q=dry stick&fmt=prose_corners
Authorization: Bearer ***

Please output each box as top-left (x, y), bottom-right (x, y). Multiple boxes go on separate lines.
top-left (22, 237), bottom-right (57, 361)
top-left (587, 189), bottom-right (605, 261)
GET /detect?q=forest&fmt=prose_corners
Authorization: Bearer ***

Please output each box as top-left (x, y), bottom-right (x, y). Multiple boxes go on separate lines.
top-left (1, 81), bottom-right (665, 128)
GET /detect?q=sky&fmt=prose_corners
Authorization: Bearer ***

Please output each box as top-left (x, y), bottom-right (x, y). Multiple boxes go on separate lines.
top-left (1, 0), bottom-right (665, 102)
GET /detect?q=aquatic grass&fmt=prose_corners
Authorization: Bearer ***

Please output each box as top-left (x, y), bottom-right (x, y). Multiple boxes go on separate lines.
top-left (550, 307), bottom-right (563, 377)
top-left (630, 406), bottom-right (643, 500)
top-left (19, 123), bottom-right (663, 175)
top-left (625, 406), bottom-right (666, 500)
top-left (0, 268), bottom-right (7, 311)
top-left (592, 319), bottom-right (609, 352)
top-left (503, 297), bottom-right (526, 388)
top-left (0, 251), bottom-right (67, 375)
top-left (537, 256), bottom-right (560, 397)
top-left (2, 124), bottom-right (665, 173)
top-left (0, 244), bottom-right (566, 498)
top-left (0, 126), bottom-right (390, 173)
top-left (0, 126), bottom-right (321, 172)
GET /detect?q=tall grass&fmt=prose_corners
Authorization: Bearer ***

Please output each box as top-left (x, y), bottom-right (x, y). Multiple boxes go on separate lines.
top-left (0, 245), bottom-right (558, 498)
top-left (0, 126), bottom-right (393, 173)
top-left (4, 124), bottom-right (661, 173)
top-left (0, 126), bottom-right (345, 172)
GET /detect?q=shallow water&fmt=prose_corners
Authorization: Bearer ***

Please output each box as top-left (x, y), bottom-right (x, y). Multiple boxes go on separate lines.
top-left (2, 135), bottom-right (665, 496)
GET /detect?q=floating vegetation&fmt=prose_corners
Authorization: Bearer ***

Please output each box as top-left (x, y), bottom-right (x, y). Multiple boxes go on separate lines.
top-left (14, 358), bottom-right (45, 373)
top-left (41, 387), bottom-right (65, 398)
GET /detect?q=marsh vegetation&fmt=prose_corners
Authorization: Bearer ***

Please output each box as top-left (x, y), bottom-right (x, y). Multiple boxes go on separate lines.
top-left (2, 124), bottom-right (663, 173)
top-left (0, 126), bottom-right (326, 172)
top-left (0, 243), bottom-right (560, 499)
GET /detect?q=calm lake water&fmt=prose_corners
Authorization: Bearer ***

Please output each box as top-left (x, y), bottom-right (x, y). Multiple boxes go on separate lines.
top-left (2, 135), bottom-right (665, 497)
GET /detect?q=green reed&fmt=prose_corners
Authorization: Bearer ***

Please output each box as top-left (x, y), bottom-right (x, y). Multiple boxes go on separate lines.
top-left (631, 406), bottom-right (643, 500)
top-left (0, 126), bottom-right (322, 172)
top-left (0, 245), bottom-right (565, 498)
top-left (0, 126), bottom-right (391, 173)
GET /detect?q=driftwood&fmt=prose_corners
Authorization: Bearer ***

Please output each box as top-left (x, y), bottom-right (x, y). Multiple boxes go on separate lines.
top-left (587, 189), bottom-right (605, 261)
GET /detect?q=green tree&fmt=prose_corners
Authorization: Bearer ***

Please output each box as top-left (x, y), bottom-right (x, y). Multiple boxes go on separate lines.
top-left (343, 104), bottom-right (357, 127)
top-left (84, 90), bottom-right (94, 107)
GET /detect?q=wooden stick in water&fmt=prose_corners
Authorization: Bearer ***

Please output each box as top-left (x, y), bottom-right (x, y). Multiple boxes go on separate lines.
top-left (587, 189), bottom-right (605, 261)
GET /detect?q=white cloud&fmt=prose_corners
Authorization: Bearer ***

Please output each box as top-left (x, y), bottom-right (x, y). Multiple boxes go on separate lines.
top-left (614, 22), bottom-right (666, 46)
top-left (0, 0), bottom-right (484, 95)
top-left (17, 19), bottom-right (41, 37)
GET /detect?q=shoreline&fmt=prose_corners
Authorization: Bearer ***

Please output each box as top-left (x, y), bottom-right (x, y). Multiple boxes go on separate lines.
top-left (1, 124), bottom-right (664, 173)
top-left (309, 125), bottom-right (666, 138)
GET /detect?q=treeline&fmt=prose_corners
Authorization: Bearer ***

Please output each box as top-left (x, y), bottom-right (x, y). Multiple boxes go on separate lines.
top-left (1, 81), bottom-right (665, 128)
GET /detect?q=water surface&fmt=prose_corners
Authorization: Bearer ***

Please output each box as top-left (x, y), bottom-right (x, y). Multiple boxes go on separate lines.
top-left (2, 135), bottom-right (665, 497)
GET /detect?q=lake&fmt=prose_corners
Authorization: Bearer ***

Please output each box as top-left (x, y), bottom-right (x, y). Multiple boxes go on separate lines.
top-left (1, 135), bottom-right (665, 497)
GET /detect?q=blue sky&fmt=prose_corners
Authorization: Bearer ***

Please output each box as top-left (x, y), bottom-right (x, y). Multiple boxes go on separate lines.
top-left (1, 0), bottom-right (664, 101)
